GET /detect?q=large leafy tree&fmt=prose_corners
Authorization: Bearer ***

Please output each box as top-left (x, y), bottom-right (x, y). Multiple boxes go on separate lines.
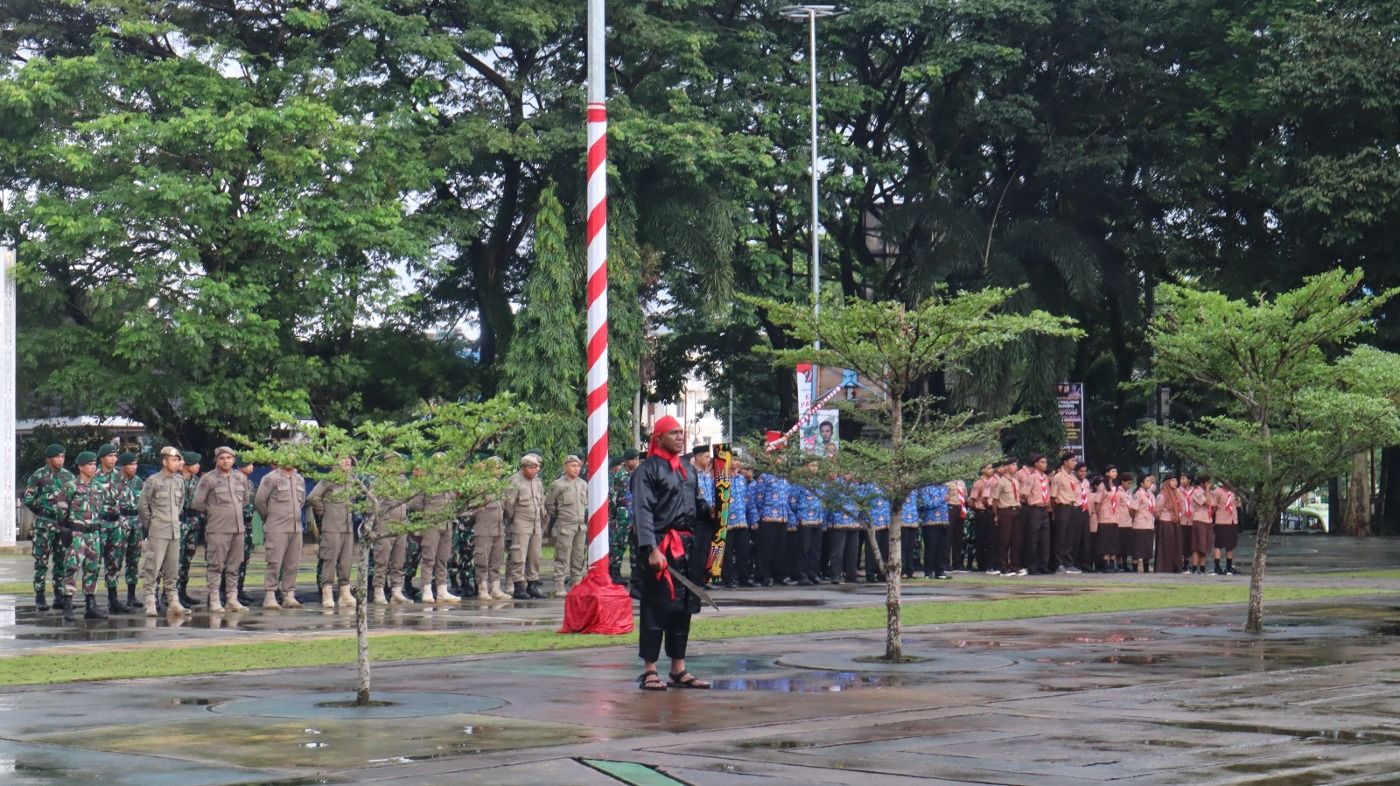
top-left (1138, 269), bottom-right (1400, 633)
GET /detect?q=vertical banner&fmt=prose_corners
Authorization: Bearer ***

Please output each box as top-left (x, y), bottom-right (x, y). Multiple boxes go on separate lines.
top-left (812, 409), bottom-right (839, 457)
top-left (707, 443), bottom-right (731, 580)
top-left (795, 364), bottom-right (815, 453)
top-left (1056, 382), bottom-right (1085, 459)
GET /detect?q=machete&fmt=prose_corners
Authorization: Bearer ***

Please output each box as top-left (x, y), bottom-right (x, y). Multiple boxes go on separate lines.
top-left (667, 565), bottom-right (721, 613)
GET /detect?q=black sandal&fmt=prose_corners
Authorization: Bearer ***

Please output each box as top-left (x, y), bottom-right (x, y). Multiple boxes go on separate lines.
top-left (667, 670), bottom-right (711, 689)
top-left (638, 671), bottom-right (667, 691)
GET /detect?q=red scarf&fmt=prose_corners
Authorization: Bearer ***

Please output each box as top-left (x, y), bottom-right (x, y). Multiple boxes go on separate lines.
top-left (1079, 480), bottom-right (1089, 511)
top-left (648, 415), bottom-right (687, 478)
top-left (1037, 472), bottom-right (1049, 506)
top-left (655, 529), bottom-right (687, 599)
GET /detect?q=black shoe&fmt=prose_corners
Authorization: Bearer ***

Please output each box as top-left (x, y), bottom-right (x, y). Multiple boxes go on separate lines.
top-left (460, 581), bottom-right (478, 598)
top-left (62, 593), bottom-right (76, 622)
top-left (84, 593), bottom-right (108, 620)
top-left (737, 578), bottom-right (755, 588)
top-left (404, 579), bottom-right (418, 601)
top-left (34, 591), bottom-right (48, 611)
top-left (126, 585), bottom-right (143, 609)
top-left (107, 587), bottom-right (130, 614)
top-left (935, 574), bottom-right (952, 580)
top-left (1214, 566), bottom-right (1226, 575)
top-left (796, 578), bottom-right (812, 586)
top-left (1227, 566), bottom-right (1242, 575)
top-left (780, 578), bottom-right (797, 586)
top-left (760, 579), bottom-right (774, 587)
top-left (722, 580), bottom-right (737, 589)
top-left (177, 583), bottom-right (195, 608)
top-left (827, 576), bottom-right (840, 585)
top-left (511, 581), bottom-right (530, 600)
top-left (526, 581), bottom-right (548, 599)
top-left (53, 589), bottom-right (66, 613)
top-left (237, 584), bottom-right (254, 605)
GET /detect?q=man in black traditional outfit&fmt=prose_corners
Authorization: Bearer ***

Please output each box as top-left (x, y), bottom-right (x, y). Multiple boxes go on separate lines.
top-left (631, 415), bottom-right (713, 691)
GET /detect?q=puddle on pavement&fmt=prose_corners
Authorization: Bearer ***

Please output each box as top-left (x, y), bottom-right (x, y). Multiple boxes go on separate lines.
top-left (1163, 720), bottom-right (1400, 745)
top-left (710, 671), bottom-right (907, 692)
top-left (1096, 654), bottom-right (1172, 665)
top-left (740, 738), bottom-right (811, 749)
top-left (32, 714), bottom-right (634, 769)
top-left (167, 697), bottom-right (216, 707)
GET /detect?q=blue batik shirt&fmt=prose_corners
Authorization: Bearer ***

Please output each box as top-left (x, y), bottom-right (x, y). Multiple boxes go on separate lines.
top-left (899, 491), bottom-right (921, 527)
top-left (753, 473), bottom-right (791, 524)
top-left (789, 483), bottom-right (824, 527)
top-left (696, 469), bottom-right (715, 507)
top-left (919, 484), bottom-right (949, 525)
top-left (726, 473), bottom-right (753, 529)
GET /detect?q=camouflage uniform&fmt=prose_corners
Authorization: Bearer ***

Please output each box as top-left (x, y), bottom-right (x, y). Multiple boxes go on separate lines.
top-left (59, 474), bottom-right (110, 597)
top-left (93, 468), bottom-right (127, 591)
top-left (117, 471), bottom-right (144, 588)
top-left (238, 473), bottom-right (257, 596)
top-left (448, 517), bottom-right (476, 594)
top-left (177, 471), bottom-right (205, 597)
top-left (22, 464), bottom-right (74, 598)
top-left (608, 466), bottom-right (633, 580)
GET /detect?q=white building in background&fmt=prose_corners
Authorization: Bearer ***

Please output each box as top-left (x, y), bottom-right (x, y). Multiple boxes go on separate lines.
top-left (641, 375), bottom-right (725, 451)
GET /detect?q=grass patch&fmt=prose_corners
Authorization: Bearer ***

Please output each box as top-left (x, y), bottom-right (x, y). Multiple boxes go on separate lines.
top-left (0, 584), bottom-right (1379, 688)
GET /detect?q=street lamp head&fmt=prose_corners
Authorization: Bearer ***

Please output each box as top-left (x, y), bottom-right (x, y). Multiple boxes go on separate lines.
top-left (779, 4), bottom-right (842, 20)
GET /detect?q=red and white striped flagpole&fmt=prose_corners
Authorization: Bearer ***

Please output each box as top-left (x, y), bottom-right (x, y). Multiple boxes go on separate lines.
top-left (561, 0), bottom-right (632, 634)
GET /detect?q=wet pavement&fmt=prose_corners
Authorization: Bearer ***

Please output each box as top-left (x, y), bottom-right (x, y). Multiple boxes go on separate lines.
top-left (2, 537), bottom-right (1400, 783)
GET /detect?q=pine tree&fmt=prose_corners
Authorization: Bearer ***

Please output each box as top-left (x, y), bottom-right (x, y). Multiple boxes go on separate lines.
top-left (500, 185), bottom-right (586, 468)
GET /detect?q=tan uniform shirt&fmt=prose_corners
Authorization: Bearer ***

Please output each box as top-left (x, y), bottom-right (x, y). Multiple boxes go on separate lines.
top-left (139, 470), bottom-right (185, 540)
top-left (192, 469), bottom-right (250, 534)
top-left (991, 475), bottom-right (1020, 510)
top-left (255, 470), bottom-right (307, 534)
top-left (1050, 469), bottom-right (1079, 506)
top-left (1156, 489), bottom-right (1178, 523)
top-left (1190, 487), bottom-right (1213, 523)
top-left (420, 491), bottom-right (458, 531)
top-left (545, 475), bottom-right (588, 528)
top-left (308, 480), bottom-right (355, 534)
top-left (1098, 486), bottom-right (1131, 526)
top-left (471, 496), bottom-right (505, 538)
top-left (1212, 488), bottom-right (1239, 525)
top-left (1020, 470), bottom-right (1051, 508)
top-left (502, 471), bottom-right (546, 532)
top-left (1131, 488), bottom-right (1157, 530)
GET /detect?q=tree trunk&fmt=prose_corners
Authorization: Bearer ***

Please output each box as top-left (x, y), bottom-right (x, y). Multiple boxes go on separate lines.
top-left (884, 393), bottom-right (904, 661)
top-left (355, 537), bottom-right (372, 705)
top-left (1245, 502), bottom-right (1277, 634)
top-left (1341, 452), bottom-right (1372, 537)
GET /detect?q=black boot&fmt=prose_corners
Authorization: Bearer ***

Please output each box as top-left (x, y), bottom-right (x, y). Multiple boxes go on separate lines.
top-left (34, 590), bottom-right (48, 611)
top-left (460, 577), bottom-right (478, 598)
top-left (127, 584), bottom-right (144, 609)
top-left (237, 578), bottom-right (254, 606)
top-left (403, 577), bottom-right (418, 602)
top-left (526, 580), bottom-right (548, 599)
top-left (84, 593), bottom-right (108, 620)
top-left (107, 586), bottom-right (130, 614)
top-left (511, 581), bottom-right (530, 600)
top-left (62, 593), bottom-right (76, 622)
top-left (177, 581), bottom-right (195, 608)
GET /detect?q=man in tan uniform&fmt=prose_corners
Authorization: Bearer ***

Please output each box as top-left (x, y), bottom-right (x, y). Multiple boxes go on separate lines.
top-left (991, 459), bottom-right (1025, 576)
top-left (1049, 451), bottom-right (1082, 574)
top-left (471, 459), bottom-right (510, 600)
top-left (503, 453), bottom-right (547, 600)
top-left (192, 446), bottom-right (251, 612)
top-left (139, 446), bottom-right (188, 616)
top-left (418, 471), bottom-right (461, 604)
top-left (545, 455), bottom-right (588, 597)
top-left (308, 457), bottom-right (357, 609)
top-left (255, 463), bottom-right (307, 609)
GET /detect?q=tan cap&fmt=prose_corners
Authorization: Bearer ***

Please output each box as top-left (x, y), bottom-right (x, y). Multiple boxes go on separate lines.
top-left (564, 455), bottom-right (582, 465)
top-left (214, 446), bottom-right (236, 458)
top-left (520, 454), bottom-right (541, 467)
top-left (160, 446), bottom-right (182, 459)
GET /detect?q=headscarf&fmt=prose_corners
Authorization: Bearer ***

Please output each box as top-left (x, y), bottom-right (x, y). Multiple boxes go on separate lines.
top-left (648, 415), bottom-right (686, 478)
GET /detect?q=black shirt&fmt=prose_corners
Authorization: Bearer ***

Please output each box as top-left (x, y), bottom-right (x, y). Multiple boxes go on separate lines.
top-left (630, 455), bottom-right (711, 551)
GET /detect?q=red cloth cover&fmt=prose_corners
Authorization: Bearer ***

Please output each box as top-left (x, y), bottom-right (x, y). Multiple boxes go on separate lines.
top-left (558, 565), bottom-right (634, 635)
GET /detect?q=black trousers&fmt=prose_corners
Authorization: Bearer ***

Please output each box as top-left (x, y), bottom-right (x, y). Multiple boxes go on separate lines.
top-left (1025, 506), bottom-right (1050, 574)
top-left (974, 509), bottom-right (996, 571)
top-left (798, 527), bottom-right (822, 581)
top-left (949, 509), bottom-right (966, 570)
top-left (920, 524), bottom-right (948, 577)
top-left (865, 529), bottom-right (890, 581)
top-left (639, 601), bottom-right (692, 663)
top-left (1051, 504), bottom-right (1080, 571)
top-left (900, 528), bottom-right (920, 576)
top-left (722, 528), bottom-right (752, 583)
top-left (820, 530), bottom-right (835, 578)
top-left (827, 529), bottom-right (859, 581)
top-left (755, 520), bottom-right (785, 583)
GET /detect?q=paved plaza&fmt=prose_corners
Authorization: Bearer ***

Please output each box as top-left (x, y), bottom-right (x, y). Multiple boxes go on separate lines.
top-left (3, 537), bottom-right (1400, 785)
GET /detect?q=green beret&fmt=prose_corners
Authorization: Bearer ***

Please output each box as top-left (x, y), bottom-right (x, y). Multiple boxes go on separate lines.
top-left (96, 444), bottom-right (118, 459)
top-left (117, 452), bottom-right (138, 466)
top-left (622, 449), bottom-right (640, 461)
top-left (75, 451), bottom-right (97, 466)
top-left (44, 443), bottom-right (66, 458)
top-left (181, 451), bottom-right (201, 465)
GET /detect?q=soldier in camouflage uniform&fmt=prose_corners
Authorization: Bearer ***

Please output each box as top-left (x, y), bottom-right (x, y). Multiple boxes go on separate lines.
top-left (57, 451), bottom-right (112, 621)
top-left (115, 452), bottom-right (145, 609)
top-left (403, 536), bottom-right (422, 601)
top-left (22, 443), bottom-right (73, 611)
top-left (448, 515), bottom-right (476, 598)
top-left (92, 444), bottom-right (131, 613)
top-left (608, 449), bottom-right (640, 584)
top-left (176, 452), bottom-right (203, 607)
top-left (236, 461), bottom-right (257, 605)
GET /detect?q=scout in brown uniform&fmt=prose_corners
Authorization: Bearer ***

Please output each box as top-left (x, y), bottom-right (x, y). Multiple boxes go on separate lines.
top-left (1188, 475), bottom-right (1215, 575)
top-left (255, 463), bottom-right (307, 608)
top-left (1154, 475), bottom-right (1183, 573)
top-left (1095, 467), bottom-right (1123, 572)
top-left (1175, 472), bottom-right (1194, 572)
top-left (1130, 474), bottom-right (1157, 572)
top-left (947, 479), bottom-right (969, 571)
top-left (191, 446), bottom-right (251, 612)
top-left (308, 457), bottom-right (357, 609)
top-left (970, 464), bottom-right (997, 574)
top-left (1019, 455), bottom-right (1052, 574)
top-left (991, 459), bottom-right (1025, 576)
top-left (1049, 452), bottom-right (1081, 574)
top-left (1211, 481), bottom-right (1241, 575)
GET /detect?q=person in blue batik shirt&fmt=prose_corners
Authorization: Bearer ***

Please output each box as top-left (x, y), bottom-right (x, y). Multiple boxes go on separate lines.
top-left (788, 467), bottom-right (825, 585)
top-left (899, 490), bottom-right (921, 579)
top-left (824, 474), bottom-right (859, 583)
top-left (919, 484), bottom-right (952, 580)
top-left (721, 458), bottom-right (756, 588)
top-left (751, 471), bottom-right (790, 587)
top-left (860, 483), bottom-right (891, 583)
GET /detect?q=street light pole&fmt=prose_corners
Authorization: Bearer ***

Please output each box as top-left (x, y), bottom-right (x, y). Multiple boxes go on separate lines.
top-left (780, 5), bottom-right (840, 437)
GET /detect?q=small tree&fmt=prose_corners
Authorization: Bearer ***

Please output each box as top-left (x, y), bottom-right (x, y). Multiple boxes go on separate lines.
top-left (744, 289), bottom-right (1080, 660)
top-left (1137, 269), bottom-right (1400, 633)
top-left (239, 397), bottom-right (532, 704)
